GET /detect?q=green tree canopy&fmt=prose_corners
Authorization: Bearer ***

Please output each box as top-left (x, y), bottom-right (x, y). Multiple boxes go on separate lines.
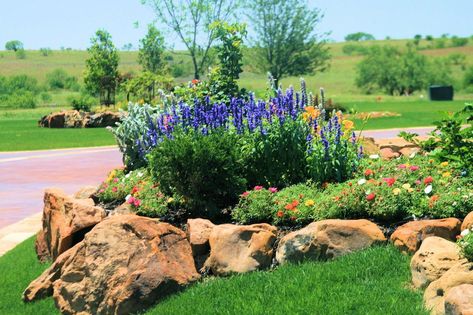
top-left (5, 40), bottom-right (23, 51)
top-left (344, 32), bottom-right (375, 41)
top-left (139, 24), bottom-right (166, 74)
top-left (84, 30), bottom-right (120, 105)
top-left (246, 0), bottom-right (330, 88)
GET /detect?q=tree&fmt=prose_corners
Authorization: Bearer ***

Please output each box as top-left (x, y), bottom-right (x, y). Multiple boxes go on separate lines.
top-left (142, 0), bottom-right (237, 79)
top-left (246, 0), bottom-right (330, 88)
top-left (344, 32), bottom-right (375, 41)
top-left (84, 30), bottom-right (119, 105)
top-left (138, 24), bottom-right (166, 74)
top-left (5, 40), bottom-right (23, 51)
top-left (413, 34), bottom-right (422, 46)
top-left (355, 45), bottom-right (436, 95)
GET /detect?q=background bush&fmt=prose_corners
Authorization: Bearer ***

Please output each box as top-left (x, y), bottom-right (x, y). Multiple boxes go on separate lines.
top-left (69, 94), bottom-right (96, 112)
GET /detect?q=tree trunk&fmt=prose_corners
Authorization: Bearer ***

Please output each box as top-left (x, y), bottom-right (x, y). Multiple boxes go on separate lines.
top-left (192, 55), bottom-right (200, 80)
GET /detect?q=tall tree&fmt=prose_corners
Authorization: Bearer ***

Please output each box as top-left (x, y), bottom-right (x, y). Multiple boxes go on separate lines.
top-left (5, 40), bottom-right (24, 51)
top-left (246, 0), bottom-right (330, 88)
top-left (139, 24), bottom-right (166, 74)
top-left (142, 0), bottom-right (237, 79)
top-left (84, 30), bottom-right (119, 105)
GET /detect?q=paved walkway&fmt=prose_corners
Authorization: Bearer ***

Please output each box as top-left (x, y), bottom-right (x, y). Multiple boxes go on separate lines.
top-left (0, 146), bottom-right (122, 228)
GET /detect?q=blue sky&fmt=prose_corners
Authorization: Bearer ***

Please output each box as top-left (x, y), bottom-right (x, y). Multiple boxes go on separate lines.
top-left (0, 0), bottom-right (472, 50)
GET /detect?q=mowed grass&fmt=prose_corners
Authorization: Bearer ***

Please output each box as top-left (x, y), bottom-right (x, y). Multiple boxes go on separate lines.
top-left (0, 238), bottom-right (426, 315)
top-left (0, 107), bottom-right (115, 151)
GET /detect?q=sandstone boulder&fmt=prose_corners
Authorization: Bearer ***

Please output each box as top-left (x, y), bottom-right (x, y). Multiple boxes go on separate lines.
top-left (380, 147), bottom-right (400, 159)
top-left (411, 236), bottom-right (463, 289)
top-left (276, 219), bottom-right (386, 264)
top-left (462, 212), bottom-right (473, 232)
top-left (424, 262), bottom-right (473, 315)
top-left (445, 284), bottom-right (473, 315)
top-left (390, 218), bottom-right (461, 254)
top-left (204, 223), bottom-right (277, 276)
top-left (24, 215), bottom-right (200, 315)
top-left (187, 218), bottom-right (215, 256)
top-left (72, 186), bottom-right (97, 200)
top-left (35, 188), bottom-right (106, 262)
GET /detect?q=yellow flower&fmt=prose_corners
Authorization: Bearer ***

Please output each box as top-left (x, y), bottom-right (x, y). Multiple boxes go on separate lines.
top-left (429, 159), bottom-right (434, 164)
top-left (302, 106), bottom-right (320, 122)
top-left (167, 197), bottom-right (174, 203)
top-left (393, 188), bottom-right (401, 195)
top-left (106, 169), bottom-right (117, 183)
top-left (408, 188), bottom-right (414, 193)
top-left (342, 119), bottom-right (354, 131)
top-left (442, 171), bottom-right (451, 178)
top-left (402, 183), bottom-right (411, 190)
top-left (305, 199), bottom-right (315, 207)
top-left (440, 161), bottom-right (449, 167)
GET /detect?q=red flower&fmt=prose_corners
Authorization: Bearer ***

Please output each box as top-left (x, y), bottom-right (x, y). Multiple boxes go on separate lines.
top-left (364, 169), bottom-right (374, 177)
top-left (254, 185), bottom-right (263, 191)
top-left (424, 176), bottom-right (433, 185)
top-left (191, 79), bottom-right (199, 84)
top-left (366, 193), bottom-right (376, 201)
top-left (131, 186), bottom-right (139, 194)
top-left (133, 199), bottom-right (141, 207)
top-left (290, 216), bottom-right (297, 221)
top-left (292, 200), bottom-right (299, 207)
top-left (277, 210), bottom-right (284, 218)
top-left (383, 177), bottom-right (396, 187)
top-left (398, 164), bottom-right (407, 169)
top-left (112, 187), bottom-right (118, 192)
top-left (241, 191), bottom-right (250, 197)
top-left (410, 165), bottom-right (419, 171)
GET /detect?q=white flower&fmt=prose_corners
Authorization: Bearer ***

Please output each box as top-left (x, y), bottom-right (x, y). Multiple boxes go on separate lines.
top-left (452, 202), bottom-right (457, 207)
top-left (424, 185), bottom-right (432, 194)
top-left (461, 229), bottom-right (471, 237)
top-left (358, 178), bottom-right (366, 185)
top-left (137, 172), bottom-right (144, 178)
top-left (369, 154), bottom-right (380, 159)
top-left (125, 173), bottom-right (131, 179)
top-left (125, 194), bottom-right (131, 201)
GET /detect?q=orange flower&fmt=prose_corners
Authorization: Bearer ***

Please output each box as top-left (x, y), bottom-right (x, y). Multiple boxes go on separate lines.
top-left (277, 210), bottom-right (284, 218)
top-left (302, 106), bottom-right (320, 122)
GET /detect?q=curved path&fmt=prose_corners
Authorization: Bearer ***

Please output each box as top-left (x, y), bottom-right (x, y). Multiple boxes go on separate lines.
top-left (0, 146), bottom-right (122, 228)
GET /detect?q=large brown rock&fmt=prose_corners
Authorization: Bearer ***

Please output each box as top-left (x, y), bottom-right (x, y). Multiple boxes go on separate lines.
top-left (35, 188), bottom-right (106, 262)
top-left (462, 212), bottom-right (473, 232)
top-left (391, 218), bottom-right (461, 254)
top-left (411, 236), bottom-right (463, 289)
top-left (24, 215), bottom-right (200, 315)
top-left (85, 111), bottom-right (121, 128)
top-left (424, 262), bottom-right (473, 315)
top-left (276, 219), bottom-right (386, 264)
top-left (204, 223), bottom-right (277, 276)
top-left (445, 284), bottom-right (473, 315)
top-left (186, 218), bottom-right (215, 256)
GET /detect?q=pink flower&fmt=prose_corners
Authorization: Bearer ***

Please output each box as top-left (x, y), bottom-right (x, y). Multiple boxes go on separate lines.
top-left (99, 189), bottom-right (105, 193)
top-left (415, 180), bottom-right (421, 185)
top-left (113, 178), bottom-right (119, 183)
top-left (112, 187), bottom-right (118, 192)
top-left (398, 164), bottom-right (406, 169)
top-left (133, 199), bottom-right (141, 207)
top-left (382, 177), bottom-right (396, 187)
top-left (241, 191), bottom-right (250, 197)
top-left (269, 187), bottom-right (278, 193)
top-left (127, 196), bottom-right (135, 204)
top-left (254, 186), bottom-right (263, 191)
top-left (410, 165), bottom-right (419, 171)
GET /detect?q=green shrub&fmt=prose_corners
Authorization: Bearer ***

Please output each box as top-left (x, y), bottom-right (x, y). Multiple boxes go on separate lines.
top-left (451, 36), bottom-right (468, 47)
top-left (231, 186), bottom-right (277, 224)
top-left (40, 92), bottom-right (52, 103)
top-left (241, 118), bottom-right (309, 188)
top-left (69, 94), bottom-right (95, 112)
top-left (0, 92), bottom-right (36, 108)
top-left (458, 230), bottom-right (473, 262)
top-left (39, 47), bottom-right (52, 56)
top-left (15, 49), bottom-right (26, 59)
top-left (148, 130), bottom-right (246, 219)
top-left (111, 103), bottom-right (161, 170)
top-left (46, 69), bottom-right (80, 90)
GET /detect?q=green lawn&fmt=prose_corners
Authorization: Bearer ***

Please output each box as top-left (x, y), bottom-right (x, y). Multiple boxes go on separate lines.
top-left (0, 107), bottom-right (115, 151)
top-left (0, 238), bottom-right (426, 315)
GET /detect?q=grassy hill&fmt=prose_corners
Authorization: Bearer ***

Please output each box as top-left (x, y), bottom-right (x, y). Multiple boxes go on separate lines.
top-left (1, 38), bottom-right (472, 103)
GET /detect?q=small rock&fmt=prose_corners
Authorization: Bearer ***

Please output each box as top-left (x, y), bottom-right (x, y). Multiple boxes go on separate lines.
top-left (110, 202), bottom-right (133, 216)
top-left (204, 223), bottom-right (277, 276)
top-left (276, 219), bottom-right (386, 265)
top-left (24, 215), bottom-right (200, 315)
top-left (445, 284), bottom-right (473, 315)
top-left (391, 218), bottom-right (461, 254)
top-left (379, 147), bottom-right (400, 159)
top-left (411, 236), bottom-right (463, 289)
top-left (424, 262), bottom-right (473, 315)
top-left (461, 212), bottom-right (473, 231)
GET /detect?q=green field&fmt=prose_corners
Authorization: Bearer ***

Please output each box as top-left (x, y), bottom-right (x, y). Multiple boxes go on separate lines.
top-left (0, 237), bottom-right (426, 315)
top-left (0, 108), bottom-right (115, 151)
